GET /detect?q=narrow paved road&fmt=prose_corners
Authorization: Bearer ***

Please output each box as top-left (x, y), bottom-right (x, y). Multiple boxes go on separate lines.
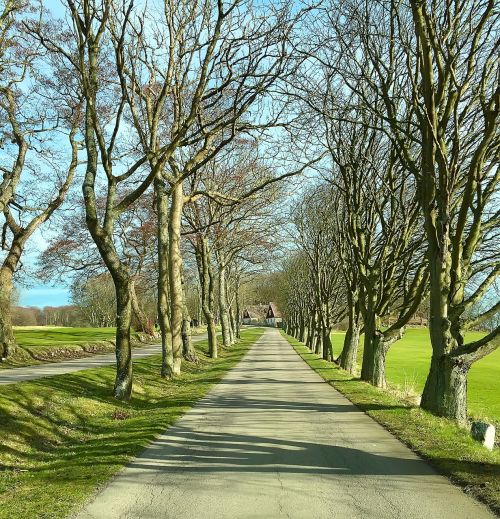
top-left (76, 328), bottom-right (493, 519)
top-left (0, 335), bottom-right (207, 385)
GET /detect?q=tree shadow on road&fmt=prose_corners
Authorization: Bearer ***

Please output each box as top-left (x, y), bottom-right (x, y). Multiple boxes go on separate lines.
top-left (124, 425), bottom-right (441, 478)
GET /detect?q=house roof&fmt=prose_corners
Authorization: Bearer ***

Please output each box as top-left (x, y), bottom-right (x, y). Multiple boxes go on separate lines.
top-left (267, 302), bottom-right (282, 319)
top-left (242, 305), bottom-right (268, 319)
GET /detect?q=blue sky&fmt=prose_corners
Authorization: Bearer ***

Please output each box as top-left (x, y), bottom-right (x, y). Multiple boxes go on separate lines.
top-left (5, 0), bottom-right (71, 308)
top-left (15, 224), bottom-right (72, 307)
top-left (19, 286), bottom-right (71, 307)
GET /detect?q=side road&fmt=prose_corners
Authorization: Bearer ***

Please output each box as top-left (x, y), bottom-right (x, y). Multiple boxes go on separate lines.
top-left (0, 335), bottom-right (207, 385)
top-left (75, 328), bottom-right (493, 519)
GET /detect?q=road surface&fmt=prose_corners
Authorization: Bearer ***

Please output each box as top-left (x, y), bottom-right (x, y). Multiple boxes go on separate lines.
top-left (0, 335), bottom-right (207, 385)
top-left (76, 328), bottom-right (493, 519)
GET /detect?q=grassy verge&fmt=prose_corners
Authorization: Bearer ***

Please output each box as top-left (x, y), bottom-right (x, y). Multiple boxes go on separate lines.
top-left (329, 328), bottom-right (500, 425)
top-left (2, 327), bottom-right (161, 369)
top-left (283, 331), bottom-right (500, 516)
top-left (0, 328), bottom-right (263, 519)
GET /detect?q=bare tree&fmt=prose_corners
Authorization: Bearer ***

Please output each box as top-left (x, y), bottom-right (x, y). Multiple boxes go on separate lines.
top-left (292, 185), bottom-right (346, 360)
top-left (0, 2), bottom-right (80, 358)
top-left (329, 0), bottom-right (499, 421)
top-left (184, 142), bottom-right (284, 357)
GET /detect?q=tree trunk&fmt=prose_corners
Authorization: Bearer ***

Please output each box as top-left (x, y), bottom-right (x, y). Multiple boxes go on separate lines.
top-left (182, 295), bottom-right (197, 362)
top-left (339, 296), bottom-right (360, 374)
top-left (198, 289), bottom-right (203, 325)
top-left (0, 236), bottom-right (29, 358)
top-left (155, 177), bottom-right (174, 378)
top-left (113, 278), bottom-right (133, 400)
top-left (421, 353), bottom-right (469, 424)
top-left (322, 326), bottom-right (332, 361)
top-left (235, 277), bottom-right (241, 339)
top-left (206, 314), bottom-right (218, 358)
top-left (305, 313), bottom-right (315, 349)
top-left (314, 324), bottom-right (322, 355)
top-left (361, 309), bottom-right (405, 388)
top-left (196, 235), bottom-right (218, 359)
top-left (229, 302), bottom-right (237, 343)
top-left (371, 335), bottom-right (389, 388)
top-left (419, 252), bottom-right (471, 422)
top-left (361, 328), bottom-right (389, 388)
top-left (292, 315), bottom-right (299, 338)
top-left (421, 261), bottom-right (467, 421)
top-left (299, 315), bottom-right (306, 342)
top-left (361, 310), bottom-right (378, 382)
top-left (339, 321), bottom-right (360, 374)
top-left (167, 180), bottom-right (184, 375)
top-left (218, 260), bottom-right (232, 348)
top-left (131, 280), bottom-right (153, 335)
top-left (0, 267), bottom-right (15, 359)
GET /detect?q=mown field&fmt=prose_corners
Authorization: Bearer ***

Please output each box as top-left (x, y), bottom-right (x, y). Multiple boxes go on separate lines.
top-left (0, 327), bottom-right (121, 369)
top-left (2, 326), bottom-right (204, 369)
top-left (330, 328), bottom-right (500, 425)
top-left (14, 326), bottom-right (117, 347)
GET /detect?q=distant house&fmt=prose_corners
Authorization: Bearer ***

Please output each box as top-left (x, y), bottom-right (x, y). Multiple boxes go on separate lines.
top-left (265, 302), bottom-right (282, 327)
top-left (242, 305), bottom-right (268, 325)
top-left (242, 302), bottom-right (283, 327)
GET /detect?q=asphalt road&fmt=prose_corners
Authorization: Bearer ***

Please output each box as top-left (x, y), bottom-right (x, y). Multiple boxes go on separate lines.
top-left (76, 328), bottom-right (493, 519)
top-left (0, 335), bottom-right (207, 385)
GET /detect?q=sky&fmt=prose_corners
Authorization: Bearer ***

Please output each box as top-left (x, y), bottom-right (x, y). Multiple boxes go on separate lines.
top-left (3, 0), bottom-right (70, 308)
top-left (19, 286), bottom-right (71, 307)
top-left (15, 225), bottom-right (72, 308)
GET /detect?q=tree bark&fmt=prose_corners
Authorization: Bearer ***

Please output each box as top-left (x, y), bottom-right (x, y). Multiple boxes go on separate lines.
top-left (314, 324), bottom-right (322, 355)
top-left (299, 315), bottom-right (306, 342)
top-left (305, 313), bottom-right (315, 349)
top-left (339, 321), bottom-right (360, 374)
top-left (361, 308), bottom-right (405, 388)
top-left (131, 280), bottom-right (153, 335)
top-left (0, 266), bottom-right (15, 359)
top-left (360, 307), bottom-right (378, 383)
top-left (322, 326), bottom-right (333, 361)
top-left (155, 177), bottom-right (174, 378)
top-left (421, 353), bottom-right (469, 424)
top-left (113, 277), bottom-right (133, 400)
top-left (229, 302), bottom-right (237, 343)
top-left (167, 180), bottom-right (184, 375)
top-left (421, 259), bottom-right (468, 422)
top-left (339, 294), bottom-right (360, 374)
top-left (370, 335), bottom-right (389, 389)
top-left (182, 295), bottom-right (197, 362)
top-left (196, 235), bottom-right (218, 358)
top-left (217, 258), bottom-right (232, 348)
top-left (235, 276), bottom-right (241, 339)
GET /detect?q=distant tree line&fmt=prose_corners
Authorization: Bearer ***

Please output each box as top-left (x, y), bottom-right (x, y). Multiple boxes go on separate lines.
top-left (12, 305), bottom-right (84, 327)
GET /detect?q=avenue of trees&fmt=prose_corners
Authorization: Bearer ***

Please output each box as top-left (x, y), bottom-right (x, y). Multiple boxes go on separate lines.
top-left (0, 0), bottom-right (498, 427)
top-left (282, 0), bottom-right (499, 424)
top-left (0, 0), bottom-right (304, 398)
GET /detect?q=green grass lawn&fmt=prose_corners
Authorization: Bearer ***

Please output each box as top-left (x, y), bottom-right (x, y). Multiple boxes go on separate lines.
top-left (0, 327), bottom-right (263, 519)
top-left (284, 332), bottom-right (500, 515)
top-left (5, 326), bottom-right (209, 369)
top-left (3, 326), bottom-right (189, 369)
top-left (0, 327), bottom-right (121, 369)
top-left (14, 326), bottom-right (117, 346)
top-left (330, 328), bottom-right (500, 425)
